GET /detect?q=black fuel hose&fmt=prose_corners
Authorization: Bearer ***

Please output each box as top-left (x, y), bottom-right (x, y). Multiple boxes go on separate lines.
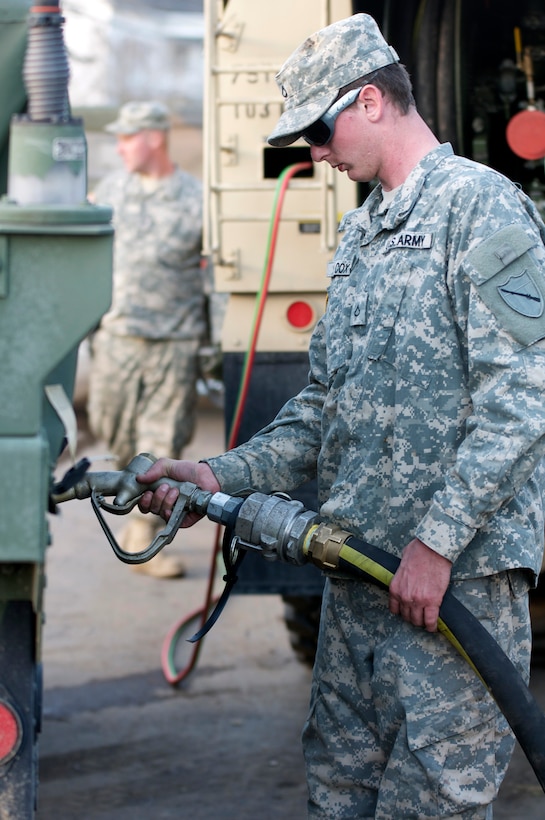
top-left (333, 535), bottom-right (545, 793)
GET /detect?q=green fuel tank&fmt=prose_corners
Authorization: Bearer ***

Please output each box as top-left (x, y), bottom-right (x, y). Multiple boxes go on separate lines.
top-left (0, 3), bottom-right (112, 815)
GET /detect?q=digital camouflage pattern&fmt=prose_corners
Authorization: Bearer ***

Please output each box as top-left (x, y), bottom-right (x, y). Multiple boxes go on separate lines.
top-left (88, 165), bottom-right (205, 473)
top-left (89, 351), bottom-right (198, 567)
top-left (208, 144), bottom-right (545, 583)
top-left (92, 166), bottom-right (205, 341)
top-left (206, 143), bottom-right (545, 813)
top-left (105, 100), bottom-right (171, 135)
top-left (267, 13), bottom-right (399, 147)
top-left (87, 332), bottom-right (200, 468)
top-left (304, 572), bottom-right (531, 818)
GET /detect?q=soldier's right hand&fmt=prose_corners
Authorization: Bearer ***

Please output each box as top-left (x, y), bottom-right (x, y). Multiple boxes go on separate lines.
top-left (137, 458), bottom-right (221, 527)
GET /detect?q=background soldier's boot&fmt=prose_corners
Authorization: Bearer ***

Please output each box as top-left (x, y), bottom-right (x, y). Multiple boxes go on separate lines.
top-left (118, 514), bottom-right (186, 579)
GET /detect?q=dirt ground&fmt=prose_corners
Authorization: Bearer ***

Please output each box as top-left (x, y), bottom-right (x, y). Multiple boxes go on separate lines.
top-left (36, 402), bottom-right (545, 819)
top-left (38, 402), bottom-right (310, 820)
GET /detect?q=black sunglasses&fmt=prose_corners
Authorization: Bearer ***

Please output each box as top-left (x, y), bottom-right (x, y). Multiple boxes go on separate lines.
top-left (302, 86), bottom-right (362, 146)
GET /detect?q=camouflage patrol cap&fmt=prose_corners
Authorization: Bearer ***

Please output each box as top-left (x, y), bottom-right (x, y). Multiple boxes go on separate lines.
top-left (105, 101), bottom-right (171, 135)
top-left (268, 14), bottom-right (399, 147)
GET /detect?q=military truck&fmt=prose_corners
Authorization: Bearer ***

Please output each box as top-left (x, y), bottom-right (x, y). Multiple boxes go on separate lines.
top-left (203, 0), bottom-right (545, 663)
top-left (0, 2), bottom-right (112, 815)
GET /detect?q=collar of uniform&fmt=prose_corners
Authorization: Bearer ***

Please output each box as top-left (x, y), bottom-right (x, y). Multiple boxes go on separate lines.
top-left (382, 143), bottom-right (455, 227)
top-left (340, 143), bottom-right (455, 240)
top-left (129, 164), bottom-right (185, 198)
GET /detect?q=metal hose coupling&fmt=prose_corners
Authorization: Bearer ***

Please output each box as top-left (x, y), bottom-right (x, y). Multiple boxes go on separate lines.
top-left (236, 493), bottom-right (319, 565)
top-left (205, 490), bottom-right (356, 569)
top-left (205, 491), bottom-right (319, 565)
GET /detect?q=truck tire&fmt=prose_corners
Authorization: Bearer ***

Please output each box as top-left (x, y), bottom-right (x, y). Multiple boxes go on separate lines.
top-left (282, 594), bottom-right (322, 667)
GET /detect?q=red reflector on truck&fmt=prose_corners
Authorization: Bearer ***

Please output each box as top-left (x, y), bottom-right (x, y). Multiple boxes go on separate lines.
top-left (506, 109), bottom-right (545, 160)
top-left (0, 700), bottom-right (22, 764)
top-left (286, 300), bottom-right (315, 330)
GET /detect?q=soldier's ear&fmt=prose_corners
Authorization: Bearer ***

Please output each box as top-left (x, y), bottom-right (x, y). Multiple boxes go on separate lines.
top-left (360, 85), bottom-right (382, 121)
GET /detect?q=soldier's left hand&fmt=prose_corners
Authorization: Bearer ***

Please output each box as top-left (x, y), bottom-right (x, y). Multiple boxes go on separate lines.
top-left (389, 538), bottom-right (452, 632)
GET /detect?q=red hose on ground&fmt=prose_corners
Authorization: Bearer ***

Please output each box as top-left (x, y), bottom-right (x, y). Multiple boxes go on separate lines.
top-left (161, 162), bottom-right (313, 684)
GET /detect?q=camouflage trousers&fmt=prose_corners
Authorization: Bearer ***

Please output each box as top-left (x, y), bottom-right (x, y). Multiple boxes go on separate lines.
top-left (303, 571), bottom-right (532, 819)
top-left (87, 329), bottom-right (200, 468)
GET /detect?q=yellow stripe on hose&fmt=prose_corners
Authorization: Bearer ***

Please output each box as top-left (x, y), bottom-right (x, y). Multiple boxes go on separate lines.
top-left (436, 621), bottom-right (483, 682)
top-left (338, 543), bottom-right (485, 685)
top-left (339, 543), bottom-right (395, 588)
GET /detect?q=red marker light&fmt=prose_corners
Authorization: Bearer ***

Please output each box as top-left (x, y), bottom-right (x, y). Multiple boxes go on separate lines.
top-left (506, 109), bottom-right (545, 160)
top-left (0, 700), bottom-right (22, 764)
top-left (286, 300), bottom-right (315, 331)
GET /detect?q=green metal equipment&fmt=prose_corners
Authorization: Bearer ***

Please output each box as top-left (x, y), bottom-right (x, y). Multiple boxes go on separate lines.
top-left (0, 2), bottom-right (112, 815)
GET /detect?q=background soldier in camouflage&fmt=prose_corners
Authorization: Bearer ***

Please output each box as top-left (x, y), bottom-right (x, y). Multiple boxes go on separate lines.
top-left (88, 101), bottom-right (206, 578)
top-left (137, 14), bottom-right (545, 818)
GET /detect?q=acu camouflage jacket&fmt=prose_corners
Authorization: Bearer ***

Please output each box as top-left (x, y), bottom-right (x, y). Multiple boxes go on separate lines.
top-left (208, 144), bottom-right (545, 581)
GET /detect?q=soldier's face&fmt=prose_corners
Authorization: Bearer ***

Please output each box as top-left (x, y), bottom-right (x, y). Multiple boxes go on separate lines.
top-left (116, 131), bottom-right (156, 174)
top-left (308, 83), bottom-right (390, 185)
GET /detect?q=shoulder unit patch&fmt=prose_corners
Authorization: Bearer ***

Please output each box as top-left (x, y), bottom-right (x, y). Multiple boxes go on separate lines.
top-left (497, 271), bottom-right (543, 318)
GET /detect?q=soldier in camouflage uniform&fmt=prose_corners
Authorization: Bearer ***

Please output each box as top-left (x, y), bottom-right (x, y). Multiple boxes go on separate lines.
top-left (137, 14), bottom-right (545, 818)
top-left (88, 101), bottom-right (206, 578)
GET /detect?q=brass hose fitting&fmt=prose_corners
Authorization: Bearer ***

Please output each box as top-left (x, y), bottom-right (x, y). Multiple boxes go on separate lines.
top-left (305, 522), bottom-right (353, 571)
